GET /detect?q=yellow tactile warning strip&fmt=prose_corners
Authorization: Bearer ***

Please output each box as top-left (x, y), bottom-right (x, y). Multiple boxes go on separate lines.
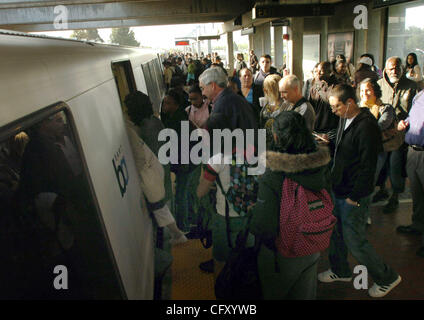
top-left (171, 239), bottom-right (216, 300)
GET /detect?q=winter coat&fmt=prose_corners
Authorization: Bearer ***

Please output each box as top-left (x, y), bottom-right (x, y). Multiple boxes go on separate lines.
top-left (378, 71), bottom-right (418, 120)
top-left (331, 108), bottom-right (383, 202)
top-left (249, 146), bottom-right (331, 242)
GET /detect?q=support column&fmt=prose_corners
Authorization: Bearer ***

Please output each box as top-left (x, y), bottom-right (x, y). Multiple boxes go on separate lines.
top-left (253, 27), bottom-right (262, 57)
top-left (197, 41), bottom-right (201, 56)
top-left (274, 26), bottom-right (283, 70)
top-left (320, 17), bottom-right (328, 62)
top-left (288, 17), bottom-right (304, 79)
top-left (248, 34), bottom-right (254, 52)
top-left (262, 23), bottom-right (271, 57)
top-left (208, 40), bottom-right (212, 55)
top-left (226, 31), bottom-right (234, 72)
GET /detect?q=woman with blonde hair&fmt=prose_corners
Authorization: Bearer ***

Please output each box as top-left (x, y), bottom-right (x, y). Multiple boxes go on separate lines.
top-left (359, 77), bottom-right (399, 221)
top-left (260, 74), bottom-right (290, 149)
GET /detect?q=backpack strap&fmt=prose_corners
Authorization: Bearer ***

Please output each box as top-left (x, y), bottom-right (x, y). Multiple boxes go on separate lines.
top-left (292, 97), bottom-right (308, 110)
top-left (216, 175), bottom-right (233, 249)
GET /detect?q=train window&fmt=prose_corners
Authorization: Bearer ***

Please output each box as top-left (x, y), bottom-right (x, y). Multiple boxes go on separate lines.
top-left (111, 61), bottom-right (137, 111)
top-left (151, 59), bottom-right (166, 102)
top-left (0, 106), bottom-right (123, 299)
top-left (142, 62), bottom-right (161, 113)
top-left (386, 1), bottom-right (424, 62)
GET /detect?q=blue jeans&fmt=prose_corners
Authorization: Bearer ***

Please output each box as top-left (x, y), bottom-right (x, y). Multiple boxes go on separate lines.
top-left (365, 152), bottom-right (389, 220)
top-left (329, 197), bottom-right (399, 286)
top-left (389, 144), bottom-right (408, 194)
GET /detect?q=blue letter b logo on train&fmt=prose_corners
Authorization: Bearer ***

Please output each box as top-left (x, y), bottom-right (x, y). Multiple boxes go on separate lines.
top-left (113, 156), bottom-right (129, 197)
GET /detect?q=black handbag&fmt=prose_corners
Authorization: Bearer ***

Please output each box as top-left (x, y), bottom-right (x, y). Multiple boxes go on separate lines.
top-left (214, 223), bottom-right (262, 300)
top-left (214, 176), bottom-right (262, 300)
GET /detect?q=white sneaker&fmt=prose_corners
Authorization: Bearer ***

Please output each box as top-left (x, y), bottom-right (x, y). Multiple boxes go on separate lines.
top-left (170, 234), bottom-right (188, 246)
top-left (367, 217), bottom-right (372, 225)
top-left (368, 275), bottom-right (401, 298)
top-left (318, 269), bottom-right (352, 283)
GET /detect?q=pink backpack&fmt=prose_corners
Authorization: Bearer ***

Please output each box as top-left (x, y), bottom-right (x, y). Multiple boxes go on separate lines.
top-left (275, 178), bottom-right (337, 258)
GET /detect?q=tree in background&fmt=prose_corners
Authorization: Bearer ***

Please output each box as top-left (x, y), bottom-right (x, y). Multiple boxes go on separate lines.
top-left (110, 28), bottom-right (140, 47)
top-left (71, 29), bottom-right (104, 42)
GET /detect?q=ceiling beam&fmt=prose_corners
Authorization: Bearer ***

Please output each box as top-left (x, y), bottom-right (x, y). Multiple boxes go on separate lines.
top-left (0, 0), bottom-right (254, 31)
top-left (2, 15), bottom-right (234, 32)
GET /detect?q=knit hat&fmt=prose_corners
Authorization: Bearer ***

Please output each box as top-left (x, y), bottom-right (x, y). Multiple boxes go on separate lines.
top-left (359, 56), bottom-right (373, 66)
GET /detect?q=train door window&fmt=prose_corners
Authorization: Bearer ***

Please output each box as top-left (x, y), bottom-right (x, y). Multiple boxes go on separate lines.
top-left (141, 62), bottom-right (160, 113)
top-left (151, 59), bottom-right (166, 102)
top-left (148, 60), bottom-right (162, 105)
top-left (111, 61), bottom-right (137, 111)
top-left (0, 106), bottom-right (124, 299)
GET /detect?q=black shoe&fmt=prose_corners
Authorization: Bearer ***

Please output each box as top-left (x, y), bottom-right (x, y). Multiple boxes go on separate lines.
top-left (185, 226), bottom-right (201, 239)
top-left (199, 259), bottom-right (214, 273)
top-left (383, 197), bottom-right (399, 214)
top-left (372, 189), bottom-right (389, 203)
top-left (396, 225), bottom-right (422, 235)
top-left (185, 231), bottom-right (200, 239)
top-left (417, 247), bottom-right (424, 258)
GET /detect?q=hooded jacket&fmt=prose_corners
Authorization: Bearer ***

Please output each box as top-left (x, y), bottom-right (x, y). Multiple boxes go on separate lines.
top-left (249, 146), bottom-right (331, 240)
top-left (331, 108), bottom-right (383, 202)
top-left (378, 70), bottom-right (417, 120)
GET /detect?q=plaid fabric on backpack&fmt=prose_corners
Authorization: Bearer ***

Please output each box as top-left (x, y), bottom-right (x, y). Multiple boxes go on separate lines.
top-left (225, 152), bottom-right (259, 217)
top-left (275, 177), bottom-right (336, 257)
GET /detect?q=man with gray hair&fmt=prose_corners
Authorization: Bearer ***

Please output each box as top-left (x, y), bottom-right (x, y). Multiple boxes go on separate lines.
top-left (375, 56), bottom-right (418, 214)
top-left (199, 67), bottom-right (258, 131)
top-left (279, 75), bottom-right (316, 132)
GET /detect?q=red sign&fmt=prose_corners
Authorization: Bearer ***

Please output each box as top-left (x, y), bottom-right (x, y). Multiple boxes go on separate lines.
top-left (175, 40), bottom-right (189, 46)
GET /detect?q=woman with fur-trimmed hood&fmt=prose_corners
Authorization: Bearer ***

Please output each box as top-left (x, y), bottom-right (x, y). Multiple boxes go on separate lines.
top-left (249, 111), bottom-right (332, 300)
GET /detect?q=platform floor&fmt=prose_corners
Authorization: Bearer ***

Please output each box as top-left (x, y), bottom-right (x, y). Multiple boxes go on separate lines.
top-left (171, 197), bottom-right (424, 300)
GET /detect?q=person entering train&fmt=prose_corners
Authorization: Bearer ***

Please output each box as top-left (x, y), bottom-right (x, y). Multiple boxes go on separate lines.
top-left (161, 89), bottom-right (197, 234)
top-left (123, 108), bottom-right (187, 246)
top-left (319, 84), bottom-right (401, 298)
top-left (124, 91), bottom-right (178, 238)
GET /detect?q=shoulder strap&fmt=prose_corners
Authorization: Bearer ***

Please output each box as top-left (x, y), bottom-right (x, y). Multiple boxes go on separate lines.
top-left (254, 71), bottom-right (259, 83)
top-left (216, 176), bottom-right (233, 249)
top-left (292, 97), bottom-right (308, 109)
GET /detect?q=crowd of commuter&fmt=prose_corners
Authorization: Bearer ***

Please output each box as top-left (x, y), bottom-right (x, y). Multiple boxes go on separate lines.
top-left (124, 49), bottom-right (424, 300)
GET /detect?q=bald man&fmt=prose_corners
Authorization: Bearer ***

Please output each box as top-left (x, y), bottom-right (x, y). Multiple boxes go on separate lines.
top-left (279, 75), bottom-right (316, 132)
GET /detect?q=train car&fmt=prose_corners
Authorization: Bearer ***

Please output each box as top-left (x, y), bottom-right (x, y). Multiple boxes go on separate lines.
top-left (0, 30), bottom-right (166, 299)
